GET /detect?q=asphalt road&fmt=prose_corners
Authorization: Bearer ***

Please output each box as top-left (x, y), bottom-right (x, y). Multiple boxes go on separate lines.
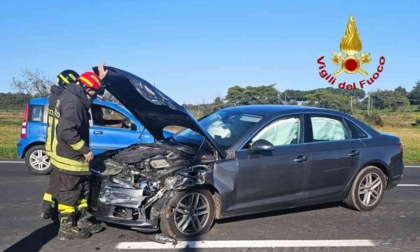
top-left (0, 162), bottom-right (419, 252)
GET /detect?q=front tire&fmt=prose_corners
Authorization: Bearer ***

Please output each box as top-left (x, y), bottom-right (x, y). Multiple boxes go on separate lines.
top-left (160, 189), bottom-right (215, 239)
top-left (25, 145), bottom-right (52, 175)
top-left (345, 166), bottom-right (387, 211)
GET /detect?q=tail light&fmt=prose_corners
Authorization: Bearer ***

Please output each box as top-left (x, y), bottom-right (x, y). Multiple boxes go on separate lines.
top-left (21, 104), bottom-right (29, 138)
top-left (21, 122), bottom-right (27, 138)
top-left (399, 143), bottom-right (403, 153)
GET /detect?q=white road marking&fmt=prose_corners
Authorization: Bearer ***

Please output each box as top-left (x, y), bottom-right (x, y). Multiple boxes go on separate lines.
top-left (405, 166), bottom-right (420, 168)
top-left (397, 184), bottom-right (420, 187)
top-left (115, 240), bottom-right (376, 249)
top-left (0, 161), bottom-right (24, 164)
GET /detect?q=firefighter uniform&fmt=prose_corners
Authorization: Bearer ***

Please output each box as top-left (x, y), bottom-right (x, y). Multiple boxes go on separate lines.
top-left (51, 81), bottom-right (93, 240)
top-left (52, 83), bottom-right (91, 197)
top-left (42, 70), bottom-right (78, 220)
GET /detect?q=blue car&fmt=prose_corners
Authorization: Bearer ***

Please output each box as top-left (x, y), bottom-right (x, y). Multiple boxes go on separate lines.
top-left (17, 97), bottom-right (172, 174)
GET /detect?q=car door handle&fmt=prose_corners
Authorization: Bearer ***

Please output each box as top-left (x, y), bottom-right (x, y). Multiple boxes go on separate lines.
top-left (294, 155), bottom-right (308, 163)
top-left (348, 150), bottom-right (360, 157)
top-left (93, 131), bottom-right (103, 135)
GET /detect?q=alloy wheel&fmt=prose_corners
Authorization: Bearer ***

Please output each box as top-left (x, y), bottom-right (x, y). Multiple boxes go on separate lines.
top-left (29, 149), bottom-right (50, 171)
top-left (174, 192), bottom-right (211, 235)
top-left (358, 172), bottom-right (383, 207)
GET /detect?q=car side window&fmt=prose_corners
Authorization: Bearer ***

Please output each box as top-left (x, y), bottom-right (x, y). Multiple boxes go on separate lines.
top-left (91, 105), bottom-right (129, 129)
top-left (251, 117), bottom-right (300, 146)
top-left (310, 116), bottom-right (349, 141)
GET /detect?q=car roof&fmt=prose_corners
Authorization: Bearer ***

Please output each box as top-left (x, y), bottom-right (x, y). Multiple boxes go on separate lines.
top-left (28, 97), bottom-right (48, 105)
top-left (220, 105), bottom-right (342, 117)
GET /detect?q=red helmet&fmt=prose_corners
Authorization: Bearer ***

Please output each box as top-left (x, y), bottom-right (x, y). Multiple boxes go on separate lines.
top-left (77, 72), bottom-right (102, 90)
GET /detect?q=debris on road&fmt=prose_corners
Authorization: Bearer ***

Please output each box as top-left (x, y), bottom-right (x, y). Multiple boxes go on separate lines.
top-left (155, 233), bottom-right (178, 245)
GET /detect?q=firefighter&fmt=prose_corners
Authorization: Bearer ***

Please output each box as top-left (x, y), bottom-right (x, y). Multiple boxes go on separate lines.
top-left (41, 70), bottom-right (79, 221)
top-left (50, 67), bottom-right (107, 240)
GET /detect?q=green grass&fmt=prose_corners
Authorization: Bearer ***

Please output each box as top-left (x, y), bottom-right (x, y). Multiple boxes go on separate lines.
top-left (376, 126), bottom-right (420, 164)
top-left (0, 146), bottom-right (17, 159)
top-left (0, 110), bottom-right (22, 159)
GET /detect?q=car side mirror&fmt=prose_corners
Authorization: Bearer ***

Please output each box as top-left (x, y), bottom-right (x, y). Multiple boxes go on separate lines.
top-left (251, 139), bottom-right (274, 152)
top-left (130, 122), bottom-right (137, 131)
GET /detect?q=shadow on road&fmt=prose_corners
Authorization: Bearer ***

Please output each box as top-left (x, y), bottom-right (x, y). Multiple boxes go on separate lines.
top-left (4, 223), bottom-right (58, 252)
top-left (217, 202), bottom-right (342, 224)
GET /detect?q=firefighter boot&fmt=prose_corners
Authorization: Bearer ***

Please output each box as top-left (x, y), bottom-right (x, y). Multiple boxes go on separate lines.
top-left (42, 200), bottom-right (59, 224)
top-left (58, 213), bottom-right (90, 240)
top-left (77, 208), bottom-right (104, 234)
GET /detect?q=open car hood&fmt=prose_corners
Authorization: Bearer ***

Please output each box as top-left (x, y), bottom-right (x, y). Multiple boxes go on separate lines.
top-left (93, 66), bottom-right (226, 159)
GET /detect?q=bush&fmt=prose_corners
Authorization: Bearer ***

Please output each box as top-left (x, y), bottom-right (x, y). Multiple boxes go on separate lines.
top-left (363, 112), bottom-right (384, 127)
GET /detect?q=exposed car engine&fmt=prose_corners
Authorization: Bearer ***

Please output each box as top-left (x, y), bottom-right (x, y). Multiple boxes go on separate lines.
top-left (89, 140), bottom-right (215, 225)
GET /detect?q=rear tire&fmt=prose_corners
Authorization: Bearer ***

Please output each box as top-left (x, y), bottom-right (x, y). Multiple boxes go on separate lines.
top-left (25, 145), bottom-right (52, 175)
top-left (160, 189), bottom-right (215, 239)
top-left (345, 166), bottom-right (387, 211)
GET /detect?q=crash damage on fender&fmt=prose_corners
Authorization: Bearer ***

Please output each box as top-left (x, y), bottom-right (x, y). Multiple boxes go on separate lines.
top-left (89, 141), bottom-right (215, 232)
top-left (88, 67), bottom-right (223, 233)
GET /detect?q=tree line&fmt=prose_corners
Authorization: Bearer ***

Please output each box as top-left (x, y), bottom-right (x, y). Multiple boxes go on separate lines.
top-left (3, 69), bottom-right (420, 115)
top-left (184, 81), bottom-right (420, 116)
top-left (0, 92), bottom-right (32, 110)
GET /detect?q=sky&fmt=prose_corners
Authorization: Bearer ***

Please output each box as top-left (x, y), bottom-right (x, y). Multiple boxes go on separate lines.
top-left (0, 0), bottom-right (419, 104)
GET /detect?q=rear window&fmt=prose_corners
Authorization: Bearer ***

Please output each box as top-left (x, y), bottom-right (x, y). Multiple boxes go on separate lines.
top-left (29, 105), bottom-right (44, 122)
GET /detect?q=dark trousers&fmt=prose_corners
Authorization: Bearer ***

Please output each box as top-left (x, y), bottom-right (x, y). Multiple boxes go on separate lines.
top-left (57, 172), bottom-right (89, 214)
top-left (41, 166), bottom-right (59, 214)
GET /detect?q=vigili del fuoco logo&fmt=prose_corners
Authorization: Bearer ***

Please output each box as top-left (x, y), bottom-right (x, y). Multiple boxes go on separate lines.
top-left (317, 15), bottom-right (385, 90)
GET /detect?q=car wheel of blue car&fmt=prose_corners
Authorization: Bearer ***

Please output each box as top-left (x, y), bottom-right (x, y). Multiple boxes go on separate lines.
top-left (25, 145), bottom-right (52, 175)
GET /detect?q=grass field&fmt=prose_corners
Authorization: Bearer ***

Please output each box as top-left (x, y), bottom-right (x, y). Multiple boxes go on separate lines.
top-left (375, 126), bottom-right (420, 164)
top-left (0, 110), bottom-right (419, 163)
top-left (0, 110), bottom-right (22, 159)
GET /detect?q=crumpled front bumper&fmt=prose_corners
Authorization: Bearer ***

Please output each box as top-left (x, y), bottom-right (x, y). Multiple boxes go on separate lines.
top-left (88, 174), bottom-right (159, 232)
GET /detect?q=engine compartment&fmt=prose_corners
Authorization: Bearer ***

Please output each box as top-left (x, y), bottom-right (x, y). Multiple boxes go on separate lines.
top-left (89, 141), bottom-right (215, 217)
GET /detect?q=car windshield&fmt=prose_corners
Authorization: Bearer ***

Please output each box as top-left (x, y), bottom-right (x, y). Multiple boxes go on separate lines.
top-left (174, 110), bottom-right (263, 149)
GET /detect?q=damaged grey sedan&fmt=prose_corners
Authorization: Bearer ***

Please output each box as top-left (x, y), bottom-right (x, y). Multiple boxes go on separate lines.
top-left (88, 67), bottom-right (404, 238)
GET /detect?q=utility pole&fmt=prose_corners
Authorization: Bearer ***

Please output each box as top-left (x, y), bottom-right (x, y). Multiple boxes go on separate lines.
top-left (350, 96), bottom-right (353, 114)
top-left (367, 94), bottom-right (371, 115)
top-left (371, 98), bottom-right (374, 115)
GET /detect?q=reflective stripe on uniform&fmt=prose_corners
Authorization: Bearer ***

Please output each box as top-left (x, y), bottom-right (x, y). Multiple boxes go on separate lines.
top-left (49, 151), bottom-right (88, 167)
top-left (76, 198), bottom-right (88, 209)
top-left (52, 108), bottom-right (59, 158)
top-left (43, 193), bottom-right (52, 202)
top-left (58, 203), bottom-right (75, 213)
top-left (70, 140), bottom-right (85, 151)
top-left (45, 114), bottom-right (54, 154)
top-left (50, 155), bottom-right (89, 172)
